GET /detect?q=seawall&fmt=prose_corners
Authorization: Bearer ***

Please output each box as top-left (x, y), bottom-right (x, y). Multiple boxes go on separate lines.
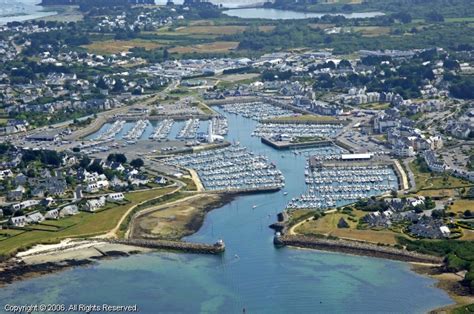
top-left (106, 239), bottom-right (225, 254)
top-left (274, 235), bottom-right (443, 264)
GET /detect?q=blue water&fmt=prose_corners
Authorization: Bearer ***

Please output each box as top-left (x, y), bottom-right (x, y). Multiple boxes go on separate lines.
top-left (0, 110), bottom-right (452, 313)
top-left (0, 0), bottom-right (57, 25)
top-left (223, 8), bottom-right (384, 20)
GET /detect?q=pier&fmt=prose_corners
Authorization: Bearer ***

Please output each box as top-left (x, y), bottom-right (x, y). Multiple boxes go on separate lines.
top-left (274, 234), bottom-right (442, 264)
top-left (106, 239), bottom-right (225, 254)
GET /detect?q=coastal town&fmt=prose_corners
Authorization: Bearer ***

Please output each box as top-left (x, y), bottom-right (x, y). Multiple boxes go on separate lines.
top-left (0, 0), bottom-right (474, 312)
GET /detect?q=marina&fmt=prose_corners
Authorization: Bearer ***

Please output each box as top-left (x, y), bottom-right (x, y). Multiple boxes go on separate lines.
top-left (0, 105), bottom-right (452, 313)
top-left (210, 116), bottom-right (228, 136)
top-left (164, 145), bottom-right (285, 191)
top-left (176, 118), bottom-right (200, 140)
top-left (94, 120), bottom-right (126, 141)
top-left (287, 163), bottom-right (399, 210)
top-left (253, 122), bottom-right (343, 139)
top-left (123, 119), bottom-right (149, 141)
top-left (149, 119), bottom-right (174, 141)
top-left (220, 101), bottom-right (298, 121)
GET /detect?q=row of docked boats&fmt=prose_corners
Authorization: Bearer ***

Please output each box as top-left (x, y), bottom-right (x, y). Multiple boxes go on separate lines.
top-left (252, 122), bottom-right (343, 139)
top-left (286, 164), bottom-right (398, 210)
top-left (211, 117), bottom-right (228, 136)
top-left (123, 119), bottom-right (149, 141)
top-left (221, 101), bottom-right (296, 121)
top-left (163, 145), bottom-right (285, 191)
top-left (177, 118), bottom-right (200, 140)
top-left (95, 120), bottom-right (125, 141)
top-left (149, 119), bottom-right (174, 141)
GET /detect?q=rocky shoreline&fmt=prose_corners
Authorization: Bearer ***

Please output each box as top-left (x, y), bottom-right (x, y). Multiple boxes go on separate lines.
top-left (0, 193), bottom-right (235, 287)
top-left (0, 242), bottom-right (145, 287)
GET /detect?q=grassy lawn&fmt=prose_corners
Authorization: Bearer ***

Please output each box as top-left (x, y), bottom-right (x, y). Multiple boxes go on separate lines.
top-left (359, 102), bottom-right (391, 110)
top-left (449, 199), bottom-right (474, 214)
top-left (82, 39), bottom-right (164, 55)
top-left (409, 160), bottom-right (472, 191)
top-left (352, 26), bottom-right (391, 37)
top-left (169, 41), bottom-right (239, 54)
top-left (0, 188), bottom-right (174, 258)
top-left (416, 189), bottom-right (456, 198)
top-left (215, 73), bottom-right (260, 83)
top-left (175, 25), bottom-right (247, 36)
top-left (294, 210), bottom-right (400, 245)
top-left (292, 136), bottom-right (325, 143)
top-left (196, 102), bottom-right (215, 115)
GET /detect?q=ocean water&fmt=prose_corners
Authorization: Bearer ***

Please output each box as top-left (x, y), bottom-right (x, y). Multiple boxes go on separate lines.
top-left (0, 0), bottom-right (56, 24)
top-left (0, 110), bottom-right (453, 313)
top-left (222, 8), bottom-right (384, 20)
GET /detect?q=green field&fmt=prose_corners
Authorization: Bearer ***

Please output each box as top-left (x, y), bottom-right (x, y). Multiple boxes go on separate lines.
top-left (0, 188), bottom-right (174, 259)
top-left (409, 160), bottom-right (473, 191)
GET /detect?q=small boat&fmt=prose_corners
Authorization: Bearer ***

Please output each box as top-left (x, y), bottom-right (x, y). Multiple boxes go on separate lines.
top-left (252, 205), bottom-right (257, 209)
top-left (283, 192), bottom-right (288, 195)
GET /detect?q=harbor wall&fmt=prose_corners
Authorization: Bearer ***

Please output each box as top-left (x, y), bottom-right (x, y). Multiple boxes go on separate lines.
top-left (106, 239), bottom-right (225, 254)
top-left (261, 137), bottom-right (335, 150)
top-left (274, 235), bottom-right (442, 264)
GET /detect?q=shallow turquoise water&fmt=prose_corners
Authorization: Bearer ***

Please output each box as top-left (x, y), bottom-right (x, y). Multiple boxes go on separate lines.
top-left (0, 109), bottom-right (452, 313)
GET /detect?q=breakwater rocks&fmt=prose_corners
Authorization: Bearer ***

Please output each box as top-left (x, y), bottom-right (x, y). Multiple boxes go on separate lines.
top-left (107, 239), bottom-right (225, 254)
top-left (274, 235), bottom-right (443, 264)
top-left (0, 259), bottom-right (93, 286)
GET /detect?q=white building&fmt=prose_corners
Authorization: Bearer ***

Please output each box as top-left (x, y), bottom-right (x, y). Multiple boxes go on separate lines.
top-left (107, 192), bottom-right (125, 202)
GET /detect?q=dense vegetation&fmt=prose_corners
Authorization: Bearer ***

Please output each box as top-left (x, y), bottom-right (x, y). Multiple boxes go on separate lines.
top-left (221, 21), bottom-right (474, 55)
top-left (267, 0), bottom-right (474, 19)
top-left (398, 237), bottom-right (474, 291)
top-left (449, 76), bottom-right (474, 99)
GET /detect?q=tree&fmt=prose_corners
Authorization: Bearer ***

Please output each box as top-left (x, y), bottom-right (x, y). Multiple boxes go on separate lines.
top-left (337, 59), bottom-right (352, 69)
top-left (113, 79), bottom-right (125, 93)
top-left (392, 12), bottom-right (412, 24)
top-left (96, 77), bottom-right (108, 90)
top-left (87, 161), bottom-right (103, 174)
top-left (464, 210), bottom-right (472, 217)
top-left (107, 153), bottom-right (127, 164)
top-left (425, 11), bottom-right (444, 23)
top-left (431, 209), bottom-right (444, 219)
top-left (130, 158), bottom-right (144, 169)
top-left (79, 156), bottom-right (91, 168)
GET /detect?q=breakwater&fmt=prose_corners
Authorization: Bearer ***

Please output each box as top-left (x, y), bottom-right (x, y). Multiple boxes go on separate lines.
top-left (261, 137), bottom-right (335, 150)
top-left (274, 235), bottom-right (443, 264)
top-left (106, 239), bottom-right (225, 254)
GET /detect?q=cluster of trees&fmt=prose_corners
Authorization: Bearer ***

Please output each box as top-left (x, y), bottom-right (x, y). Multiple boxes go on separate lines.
top-left (21, 150), bottom-right (62, 167)
top-left (354, 197), bottom-right (390, 212)
top-left (449, 76), bottom-right (474, 99)
top-left (398, 237), bottom-right (474, 292)
top-left (23, 29), bottom-right (90, 56)
top-left (261, 70), bottom-right (292, 81)
top-left (0, 143), bottom-right (13, 155)
top-left (129, 47), bottom-right (169, 64)
top-left (221, 19), bottom-right (473, 55)
top-left (107, 153), bottom-right (127, 164)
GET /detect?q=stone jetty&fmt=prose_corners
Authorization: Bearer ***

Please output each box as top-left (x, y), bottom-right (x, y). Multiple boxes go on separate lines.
top-left (274, 234), bottom-right (442, 264)
top-left (106, 239), bottom-right (225, 254)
